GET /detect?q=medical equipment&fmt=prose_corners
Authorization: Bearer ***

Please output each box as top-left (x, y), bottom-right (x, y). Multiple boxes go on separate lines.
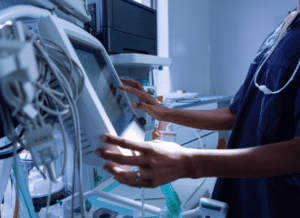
top-left (39, 189), bottom-right (161, 217)
top-left (0, 4), bottom-right (229, 218)
top-left (37, 12), bottom-right (146, 217)
top-left (87, 0), bottom-right (157, 55)
top-left (37, 14), bottom-right (145, 168)
top-left (19, 150), bottom-right (66, 212)
top-left (0, 18), bottom-right (85, 188)
top-left (140, 85), bottom-right (157, 131)
top-left (160, 183), bottom-right (182, 218)
top-left (1, 0), bottom-right (91, 27)
top-left (0, 5), bottom-right (145, 216)
top-left (41, 189), bottom-right (228, 218)
top-left (181, 198), bottom-right (228, 218)
top-left (254, 12), bottom-right (300, 95)
top-left (0, 4), bottom-right (89, 216)
top-left (162, 91), bottom-right (199, 100)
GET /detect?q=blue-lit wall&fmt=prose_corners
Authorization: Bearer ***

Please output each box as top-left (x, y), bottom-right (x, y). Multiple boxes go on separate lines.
top-left (169, 0), bottom-right (296, 96)
top-left (210, 0), bottom-right (296, 96)
top-left (169, 0), bottom-right (211, 95)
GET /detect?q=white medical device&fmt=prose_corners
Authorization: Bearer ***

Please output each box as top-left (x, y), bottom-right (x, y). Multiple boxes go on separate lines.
top-left (1, 0), bottom-right (91, 26)
top-left (37, 15), bottom-right (145, 167)
top-left (181, 197), bottom-right (229, 218)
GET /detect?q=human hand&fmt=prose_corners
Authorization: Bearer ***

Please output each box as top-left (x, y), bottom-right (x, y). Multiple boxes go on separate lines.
top-left (94, 134), bottom-right (190, 188)
top-left (119, 78), bottom-right (169, 121)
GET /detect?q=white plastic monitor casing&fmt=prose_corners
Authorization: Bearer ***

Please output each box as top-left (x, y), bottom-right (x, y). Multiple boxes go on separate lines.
top-left (37, 15), bottom-right (145, 168)
top-left (200, 197), bottom-right (229, 218)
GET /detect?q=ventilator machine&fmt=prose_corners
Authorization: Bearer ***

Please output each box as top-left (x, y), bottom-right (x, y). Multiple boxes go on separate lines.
top-left (0, 1), bottom-right (228, 217)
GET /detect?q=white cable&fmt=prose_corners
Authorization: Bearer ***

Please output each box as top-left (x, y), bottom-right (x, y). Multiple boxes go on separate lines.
top-left (42, 37), bottom-right (74, 73)
top-left (35, 82), bottom-right (70, 109)
top-left (36, 81), bottom-right (67, 103)
top-left (35, 94), bottom-right (45, 127)
top-left (37, 102), bottom-right (69, 116)
top-left (33, 39), bottom-right (85, 218)
top-left (46, 48), bottom-right (74, 83)
top-left (45, 39), bottom-right (85, 100)
top-left (32, 117), bottom-right (38, 130)
top-left (0, 19), bottom-right (85, 217)
top-left (141, 188), bottom-right (145, 218)
top-left (36, 86), bottom-right (68, 184)
top-left (71, 77), bottom-right (78, 100)
top-left (49, 60), bottom-right (81, 217)
top-left (71, 135), bottom-right (77, 218)
top-left (42, 37), bottom-right (75, 84)
top-left (71, 60), bottom-right (85, 100)
top-left (191, 128), bottom-right (204, 149)
top-left (63, 190), bottom-right (161, 217)
top-left (45, 111), bottom-right (68, 183)
top-left (55, 112), bottom-right (68, 182)
top-left (38, 82), bottom-right (65, 98)
top-left (0, 5), bottom-right (51, 24)
top-left (45, 179), bottom-right (53, 218)
top-left (18, 22), bottom-right (81, 210)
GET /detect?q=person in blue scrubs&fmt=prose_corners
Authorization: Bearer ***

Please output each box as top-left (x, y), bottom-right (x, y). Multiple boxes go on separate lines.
top-left (95, 2), bottom-right (300, 217)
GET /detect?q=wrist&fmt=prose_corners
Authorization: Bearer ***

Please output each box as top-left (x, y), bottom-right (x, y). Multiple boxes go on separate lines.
top-left (160, 106), bottom-right (173, 122)
top-left (183, 149), bottom-right (208, 179)
top-left (181, 149), bottom-right (197, 179)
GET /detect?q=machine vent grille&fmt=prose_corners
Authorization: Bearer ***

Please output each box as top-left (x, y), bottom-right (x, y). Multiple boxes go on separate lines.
top-left (50, 74), bottom-right (92, 156)
top-left (62, 113), bottom-right (92, 157)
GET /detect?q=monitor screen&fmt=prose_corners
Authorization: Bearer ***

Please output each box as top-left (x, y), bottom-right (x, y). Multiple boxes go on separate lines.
top-left (70, 39), bottom-right (135, 136)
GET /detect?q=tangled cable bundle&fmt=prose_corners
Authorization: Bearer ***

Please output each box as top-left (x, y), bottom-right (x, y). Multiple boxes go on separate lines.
top-left (0, 20), bottom-right (86, 217)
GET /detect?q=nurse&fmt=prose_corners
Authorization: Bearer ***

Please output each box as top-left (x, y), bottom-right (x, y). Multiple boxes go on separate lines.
top-left (94, 1), bottom-right (300, 217)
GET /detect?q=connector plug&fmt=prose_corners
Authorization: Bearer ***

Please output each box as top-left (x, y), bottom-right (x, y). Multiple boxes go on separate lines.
top-left (24, 124), bottom-right (59, 166)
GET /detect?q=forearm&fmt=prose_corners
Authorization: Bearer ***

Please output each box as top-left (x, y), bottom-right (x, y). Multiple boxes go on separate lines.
top-left (184, 137), bottom-right (300, 179)
top-left (163, 107), bottom-right (236, 131)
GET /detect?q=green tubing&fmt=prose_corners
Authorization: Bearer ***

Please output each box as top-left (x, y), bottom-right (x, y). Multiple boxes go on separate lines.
top-left (160, 183), bottom-right (182, 217)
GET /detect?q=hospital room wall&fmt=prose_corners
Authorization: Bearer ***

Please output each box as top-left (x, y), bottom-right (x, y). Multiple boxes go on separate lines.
top-left (210, 0), bottom-right (296, 96)
top-left (168, 0), bottom-right (211, 95)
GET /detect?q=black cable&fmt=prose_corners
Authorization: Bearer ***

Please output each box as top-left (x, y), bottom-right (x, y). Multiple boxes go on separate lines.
top-left (0, 128), bottom-right (25, 150)
top-left (0, 143), bottom-right (13, 151)
top-left (0, 129), bottom-right (25, 159)
top-left (0, 146), bottom-right (24, 160)
top-left (0, 90), bottom-right (26, 156)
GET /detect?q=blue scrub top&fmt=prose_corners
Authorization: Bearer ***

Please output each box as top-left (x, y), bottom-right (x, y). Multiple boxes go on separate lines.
top-left (212, 14), bottom-right (300, 218)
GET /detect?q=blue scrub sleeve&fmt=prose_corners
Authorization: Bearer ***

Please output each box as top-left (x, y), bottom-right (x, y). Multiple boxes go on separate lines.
top-left (229, 84), bottom-right (244, 114)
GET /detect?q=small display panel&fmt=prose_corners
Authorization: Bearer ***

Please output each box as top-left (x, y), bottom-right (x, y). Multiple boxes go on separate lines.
top-left (70, 39), bottom-right (135, 136)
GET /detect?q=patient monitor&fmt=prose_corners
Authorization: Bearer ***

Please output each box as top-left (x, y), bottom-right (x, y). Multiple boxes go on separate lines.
top-left (38, 15), bottom-right (145, 167)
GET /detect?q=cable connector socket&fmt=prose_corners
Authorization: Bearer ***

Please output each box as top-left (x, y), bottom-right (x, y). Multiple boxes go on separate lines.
top-left (24, 124), bottom-right (59, 166)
